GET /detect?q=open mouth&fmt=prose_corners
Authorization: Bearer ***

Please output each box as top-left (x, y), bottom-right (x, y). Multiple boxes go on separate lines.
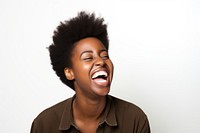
top-left (91, 70), bottom-right (109, 86)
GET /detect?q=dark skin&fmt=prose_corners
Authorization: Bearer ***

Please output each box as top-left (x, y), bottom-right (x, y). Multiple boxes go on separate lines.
top-left (64, 37), bottom-right (114, 133)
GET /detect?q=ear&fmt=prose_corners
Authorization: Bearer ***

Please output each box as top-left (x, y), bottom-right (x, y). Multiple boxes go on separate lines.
top-left (64, 67), bottom-right (74, 80)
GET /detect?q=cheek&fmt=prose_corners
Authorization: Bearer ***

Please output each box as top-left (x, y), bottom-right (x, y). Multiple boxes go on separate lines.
top-left (73, 63), bottom-right (91, 77)
top-left (81, 63), bottom-right (92, 73)
top-left (108, 60), bottom-right (114, 70)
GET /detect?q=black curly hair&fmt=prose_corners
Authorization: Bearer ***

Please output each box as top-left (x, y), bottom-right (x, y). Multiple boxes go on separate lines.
top-left (48, 11), bottom-right (109, 90)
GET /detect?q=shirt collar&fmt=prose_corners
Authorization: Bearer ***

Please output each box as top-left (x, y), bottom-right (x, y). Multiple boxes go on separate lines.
top-left (58, 95), bottom-right (75, 130)
top-left (100, 95), bottom-right (117, 126)
top-left (59, 95), bottom-right (117, 131)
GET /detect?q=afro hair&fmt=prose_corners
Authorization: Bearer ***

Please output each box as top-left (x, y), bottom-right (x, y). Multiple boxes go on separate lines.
top-left (48, 11), bottom-right (109, 90)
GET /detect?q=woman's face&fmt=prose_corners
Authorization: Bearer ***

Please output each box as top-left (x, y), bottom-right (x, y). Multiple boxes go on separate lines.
top-left (67, 37), bottom-right (114, 99)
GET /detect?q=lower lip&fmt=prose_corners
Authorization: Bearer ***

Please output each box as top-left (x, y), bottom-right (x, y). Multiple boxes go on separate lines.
top-left (92, 78), bottom-right (109, 87)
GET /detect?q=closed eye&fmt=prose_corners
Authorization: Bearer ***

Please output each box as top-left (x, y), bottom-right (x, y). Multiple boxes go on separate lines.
top-left (82, 57), bottom-right (93, 61)
top-left (101, 55), bottom-right (109, 59)
top-left (100, 50), bottom-right (109, 59)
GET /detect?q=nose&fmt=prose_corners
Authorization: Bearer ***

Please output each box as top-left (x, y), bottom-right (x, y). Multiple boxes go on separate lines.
top-left (94, 56), bottom-right (105, 66)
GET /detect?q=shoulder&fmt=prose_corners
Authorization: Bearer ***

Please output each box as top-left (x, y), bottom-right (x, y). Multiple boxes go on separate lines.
top-left (31, 97), bottom-right (73, 133)
top-left (108, 95), bottom-right (151, 132)
top-left (33, 97), bottom-right (72, 124)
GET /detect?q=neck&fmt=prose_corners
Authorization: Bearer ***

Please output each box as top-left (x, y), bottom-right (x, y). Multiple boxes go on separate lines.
top-left (73, 94), bottom-right (106, 121)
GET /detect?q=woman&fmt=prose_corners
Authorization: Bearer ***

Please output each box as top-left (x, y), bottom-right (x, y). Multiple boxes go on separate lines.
top-left (31, 11), bottom-right (150, 133)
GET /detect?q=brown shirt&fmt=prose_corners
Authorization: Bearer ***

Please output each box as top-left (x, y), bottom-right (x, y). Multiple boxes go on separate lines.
top-left (31, 95), bottom-right (150, 133)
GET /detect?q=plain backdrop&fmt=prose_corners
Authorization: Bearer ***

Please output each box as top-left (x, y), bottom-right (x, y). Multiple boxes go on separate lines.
top-left (0, 0), bottom-right (200, 133)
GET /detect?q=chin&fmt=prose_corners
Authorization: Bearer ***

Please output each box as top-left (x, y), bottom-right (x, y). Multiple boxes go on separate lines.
top-left (95, 87), bottom-right (110, 97)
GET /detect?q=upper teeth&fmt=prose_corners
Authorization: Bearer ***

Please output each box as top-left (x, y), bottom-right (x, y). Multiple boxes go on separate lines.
top-left (92, 71), bottom-right (107, 79)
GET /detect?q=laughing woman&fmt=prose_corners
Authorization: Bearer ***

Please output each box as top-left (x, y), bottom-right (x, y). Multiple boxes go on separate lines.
top-left (31, 11), bottom-right (151, 133)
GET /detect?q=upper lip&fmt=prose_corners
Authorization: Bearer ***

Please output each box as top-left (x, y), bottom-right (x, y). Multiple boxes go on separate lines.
top-left (91, 68), bottom-right (109, 79)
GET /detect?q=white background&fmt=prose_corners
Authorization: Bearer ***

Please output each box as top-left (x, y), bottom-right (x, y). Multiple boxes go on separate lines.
top-left (0, 0), bottom-right (200, 132)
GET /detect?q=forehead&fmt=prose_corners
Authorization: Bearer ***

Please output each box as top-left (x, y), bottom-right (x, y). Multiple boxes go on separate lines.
top-left (72, 37), bottom-right (106, 53)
